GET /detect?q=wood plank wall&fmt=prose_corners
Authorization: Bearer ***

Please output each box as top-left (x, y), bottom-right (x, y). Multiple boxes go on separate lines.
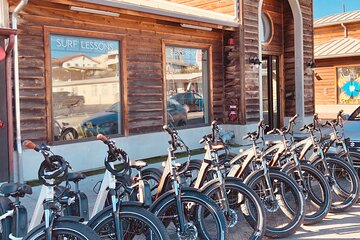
top-left (314, 22), bottom-right (360, 106)
top-left (9, 0), bottom-right (224, 142)
top-left (165, 0), bottom-right (235, 15)
top-left (314, 56), bottom-right (360, 105)
top-left (301, 0), bottom-right (315, 115)
top-left (283, 0), bottom-right (296, 116)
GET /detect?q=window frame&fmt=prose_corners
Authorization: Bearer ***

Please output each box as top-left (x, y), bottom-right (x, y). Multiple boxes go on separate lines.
top-left (161, 40), bottom-right (213, 128)
top-left (44, 27), bottom-right (127, 144)
top-left (260, 11), bottom-right (274, 45)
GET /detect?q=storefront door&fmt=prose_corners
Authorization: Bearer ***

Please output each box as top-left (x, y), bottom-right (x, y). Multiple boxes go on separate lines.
top-left (262, 55), bottom-right (280, 130)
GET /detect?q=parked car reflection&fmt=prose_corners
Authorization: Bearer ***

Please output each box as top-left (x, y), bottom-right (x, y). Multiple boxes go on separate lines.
top-left (169, 92), bottom-right (203, 112)
top-left (79, 100), bottom-right (187, 137)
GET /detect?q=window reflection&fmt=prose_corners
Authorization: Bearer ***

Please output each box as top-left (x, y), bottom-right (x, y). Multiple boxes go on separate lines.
top-left (50, 35), bottom-right (121, 141)
top-left (165, 46), bottom-right (208, 127)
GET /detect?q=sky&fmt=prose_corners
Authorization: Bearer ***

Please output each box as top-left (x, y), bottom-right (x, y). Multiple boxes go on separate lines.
top-left (314, 0), bottom-right (360, 19)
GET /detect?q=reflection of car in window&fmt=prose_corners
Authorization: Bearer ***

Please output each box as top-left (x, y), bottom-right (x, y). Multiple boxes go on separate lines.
top-left (79, 100), bottom-right (187, 137)
top-left (169, 92), bottom-right (203, 112)
top-left (53, 91), bottom-right (85, 109)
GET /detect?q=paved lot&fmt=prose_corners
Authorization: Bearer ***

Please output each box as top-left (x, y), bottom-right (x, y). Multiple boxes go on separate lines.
top-left (19, 171), bottom-right (360, 239)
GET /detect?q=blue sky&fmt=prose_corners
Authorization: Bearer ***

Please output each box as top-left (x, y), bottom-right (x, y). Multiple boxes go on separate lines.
top-left (314, 0), bottom-right (360, 19)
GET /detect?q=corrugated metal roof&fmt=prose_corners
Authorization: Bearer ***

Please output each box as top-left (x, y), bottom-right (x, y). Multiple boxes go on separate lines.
top-left (314, 38), bottom-right (360, 59)
top-left (314, 10), bottom-right (360, 27)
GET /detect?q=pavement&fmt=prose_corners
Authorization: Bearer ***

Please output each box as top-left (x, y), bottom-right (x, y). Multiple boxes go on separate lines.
top-left (15, 151), bottom-right (360, 239)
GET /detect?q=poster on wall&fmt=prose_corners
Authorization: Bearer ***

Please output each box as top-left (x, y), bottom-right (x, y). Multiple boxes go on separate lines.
top-left (337, 66), bottom-right (360, 104)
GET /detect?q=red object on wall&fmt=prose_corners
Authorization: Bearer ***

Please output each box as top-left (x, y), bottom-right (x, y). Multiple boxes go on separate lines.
top-left (228, 105), bottom-right (238, 122)
top-left (0, 120), bottom-right (4, 129)
top-left (227, 38), bottom-right (235, 46)
top-left (0, 46), bottom-right (5, 62)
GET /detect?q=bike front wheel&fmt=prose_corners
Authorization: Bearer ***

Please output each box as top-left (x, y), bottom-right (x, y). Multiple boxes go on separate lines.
top-left (202, 178), bottom-right (266, 240)
top-left (282, 162), bottom-right (332, 225)
top-left (312, 156), bottom-right (360, 212)
top-left (150, 189), bottom-right (228, 240)
top-left (88, 205), bottom-right (169, 240)
top-left (244, 168), bottom-right (305, 239)
top-left (24, 221), bottom-right (101, 240)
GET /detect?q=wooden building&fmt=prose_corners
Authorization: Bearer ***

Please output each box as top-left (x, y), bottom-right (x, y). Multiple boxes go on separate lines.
top-left (314, 10), bottom-right (360, 118)
top-left (2, 0), bottom-right (314, 181)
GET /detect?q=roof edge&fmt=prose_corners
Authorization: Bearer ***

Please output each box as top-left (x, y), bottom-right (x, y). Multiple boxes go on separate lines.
top-left (77, 0), bottom-right (240, 28)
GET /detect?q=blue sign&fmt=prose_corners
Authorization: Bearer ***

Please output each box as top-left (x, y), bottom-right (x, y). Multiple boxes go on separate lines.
top-left (51, 35), bottom-right (119, 57)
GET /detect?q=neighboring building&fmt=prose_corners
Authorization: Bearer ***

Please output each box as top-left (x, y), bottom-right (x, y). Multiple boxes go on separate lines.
top-left (314, 10), bottom-right (360, 118)
top-left (1, 0), bottom-right (314, 181)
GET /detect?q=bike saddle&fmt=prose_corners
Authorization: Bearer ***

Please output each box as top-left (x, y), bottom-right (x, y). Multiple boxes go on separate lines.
top-left (0, 183), bottom-right (32, 197)
top-left (129, 160), bottom-right (147, 170)
top-left (67, 172), bottom-right (86, 183)
top-left (293, 136), bottom-right (307, 142)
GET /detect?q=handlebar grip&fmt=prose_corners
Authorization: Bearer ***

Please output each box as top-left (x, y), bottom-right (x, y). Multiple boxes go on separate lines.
top-left (199, 138), bottom-right (206, 144)
top-left (163, 125), bottom-right (174, 135)
top-left (242, 134), bottom-right (250, 140)
top-left (23, 140), bottom-right (40, 151)
top-left (299, 125), bottom-right (307, 132)
top-left (97, 134), bottom-right (109, 143)
top-left (289, 114), bottom-right (299, 123)
top-left (267, 129), bottom-right (276, 135)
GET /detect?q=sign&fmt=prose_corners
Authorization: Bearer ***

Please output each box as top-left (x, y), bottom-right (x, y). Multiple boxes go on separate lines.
top-left (337, 66), bottom-right (360, 104)
top-left (51, 35), bottom-right (118, 57)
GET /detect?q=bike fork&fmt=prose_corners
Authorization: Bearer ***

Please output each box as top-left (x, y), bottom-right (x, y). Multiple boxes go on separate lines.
top-left (110, 190), bottom-right (123, 240)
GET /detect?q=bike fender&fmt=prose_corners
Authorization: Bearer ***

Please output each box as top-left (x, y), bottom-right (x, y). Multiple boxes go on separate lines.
top-left (55, 216), bottom-right (84, 223)
top-left (199, 179), bottom-right (221, 193)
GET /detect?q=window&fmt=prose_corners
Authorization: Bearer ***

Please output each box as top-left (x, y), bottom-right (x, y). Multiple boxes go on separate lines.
top-left (337, 66), bottom-right (360, 104)
top-left (50, 34), bottom-right (121, 141)
top-left (260, 13), bottom-right (273, 43)
top-left (165, 46), bottom-right (209, 127)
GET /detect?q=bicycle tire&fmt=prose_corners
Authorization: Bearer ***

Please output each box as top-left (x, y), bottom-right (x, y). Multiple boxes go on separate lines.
top-left (0, 197), bottom-right (11, 240)
top-left (150, 189), bottom-right (228, 240)
top-left (202, 177), bottom-right (266, 240)
top-left (311, 156), bottom-right (360, 212)
top-left (282, 162), bottom-right (332, 225)
top-left (24, 221), bottom-right (100, 240)
top-left (88, 205), bottom-right (169, 240)
top-left (244, 168), bottom-right (305, 238)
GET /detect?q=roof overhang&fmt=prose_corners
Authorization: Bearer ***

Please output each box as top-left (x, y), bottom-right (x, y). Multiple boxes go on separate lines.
top-left (314, 38), bottom-right (360, 59)
top-left (77, 0), bottom-right (240, 28)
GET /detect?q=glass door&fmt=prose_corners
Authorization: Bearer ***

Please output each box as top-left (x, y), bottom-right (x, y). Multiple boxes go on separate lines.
top-left (262, 55), bottom-right (280, 130)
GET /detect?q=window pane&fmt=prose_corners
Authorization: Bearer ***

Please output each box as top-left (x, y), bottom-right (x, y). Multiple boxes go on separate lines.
top-left (50, 35), bottom-right (121, 141)
top-left (165, 46), bottom-right (208, 127)
top-left (337, 66), bottom-right (360, 104)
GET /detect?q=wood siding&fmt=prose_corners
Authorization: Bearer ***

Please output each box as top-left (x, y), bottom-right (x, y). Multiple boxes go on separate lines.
top-left (9, 0), bottom-right (224, 142)
top-left (314, 18), bottom-right (360, 106)
top-left (314, 57), bottom-right (360, 105)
